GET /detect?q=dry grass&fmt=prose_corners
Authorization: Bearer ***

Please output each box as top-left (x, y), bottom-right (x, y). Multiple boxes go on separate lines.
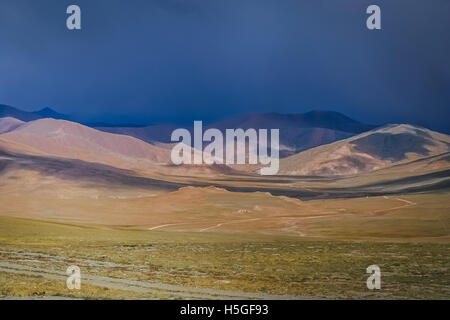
top-left (0, 213), bottom-right (449, 299)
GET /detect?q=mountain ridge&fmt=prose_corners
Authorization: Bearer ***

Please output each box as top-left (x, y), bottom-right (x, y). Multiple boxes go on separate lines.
top-left (95, 110), bottom-right (378, 157)
top-left (0, 104), bottom-right (69, 122)
top-left (279, 123), bottom-right (450, 176)
top-left (0, 118), bottom-right (170, 173)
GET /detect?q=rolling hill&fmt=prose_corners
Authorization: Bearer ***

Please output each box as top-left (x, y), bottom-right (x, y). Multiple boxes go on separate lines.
top-left (0, 118), bottom-right (170, 172)
top-left (1, 105), bottom-right (378, 158)
top-left (279, 124), bottom-right (450, 176)
top-left (0, 117), bottom-right (237, 178)
top-left (0, 117), bottom-right (24, 134)
top-left (95, 111), bottom-right (377, 157)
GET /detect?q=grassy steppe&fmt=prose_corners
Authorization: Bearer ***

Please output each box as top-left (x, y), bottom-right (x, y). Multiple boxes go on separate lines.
top-left (0, 214), bottom-right (448, 299)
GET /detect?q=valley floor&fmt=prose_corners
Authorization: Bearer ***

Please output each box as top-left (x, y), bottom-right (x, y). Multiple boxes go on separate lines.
top-left (1, 157), bottom-right (449, 299)
top-left (0, 189), bottom-right (449, 300)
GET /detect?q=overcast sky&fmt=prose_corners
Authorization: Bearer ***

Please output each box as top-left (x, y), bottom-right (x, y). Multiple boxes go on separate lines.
top-left (0, 0), bottom-right (449, 131)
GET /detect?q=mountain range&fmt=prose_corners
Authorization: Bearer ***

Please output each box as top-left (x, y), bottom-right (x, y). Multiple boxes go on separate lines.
top-left (0, 104), bottom-right (69, 122)
top-left (95, 111), bottom-right (377, 157)
top-left (280, 124), bottom-right (450, 176)
top-left (1, 104), bottom-right (378, 157)
top-left (0, 118), bottom-right (169, 175)
top-left (0, 105), bottom-right (449, 180)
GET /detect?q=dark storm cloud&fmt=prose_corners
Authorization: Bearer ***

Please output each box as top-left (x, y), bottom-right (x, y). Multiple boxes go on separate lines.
top-left (0, 0), bottom-right (449, 131)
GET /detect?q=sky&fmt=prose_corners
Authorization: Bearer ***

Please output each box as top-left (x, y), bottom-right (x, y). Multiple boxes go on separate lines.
top-left (0, 0), bottom-right (449, 131)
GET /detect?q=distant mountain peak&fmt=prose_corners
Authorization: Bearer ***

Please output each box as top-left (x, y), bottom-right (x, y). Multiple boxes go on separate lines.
top-left (34, 107), bottom-right (68, 119)
top-left (35, 107), bottom-right (58, 115)
top-left (36, 107), bottom-right (54, 112)
top-left (216, 110), bottom-right (376, 133)
top-left (302, 110), bottom-right (357, 121)
top-left (0, 104), bottom-right (70, 121)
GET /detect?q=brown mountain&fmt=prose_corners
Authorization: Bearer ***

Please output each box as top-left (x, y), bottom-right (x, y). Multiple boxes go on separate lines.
top-left (279, 124), bottom-right (450, 176)
top-left (0, 118), bottom-right (237, 177)
top-left (95, 111), bottom-right (377, 157)
top-left (0, 117), bottom-right (24, 134)
top-left (0, 118), bottom-right (170, 172)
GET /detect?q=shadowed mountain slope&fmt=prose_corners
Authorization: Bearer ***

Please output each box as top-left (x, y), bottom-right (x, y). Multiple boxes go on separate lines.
top-left (0, 118), bottom-right (238, 178)
top-left (0, 117), bottom-right (24, 134)
top-left (0, 104), bottom-right (69, 122)
top-left (96, 111), bottom-right (377, 157)
top-left (280, 124), bottom-right (450, 176)
top-left (0, 118), bottom-right (170, 173)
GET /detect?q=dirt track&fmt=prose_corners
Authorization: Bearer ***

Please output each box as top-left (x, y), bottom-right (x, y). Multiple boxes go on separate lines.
top-left (0, 257), bottom-right (306, 300)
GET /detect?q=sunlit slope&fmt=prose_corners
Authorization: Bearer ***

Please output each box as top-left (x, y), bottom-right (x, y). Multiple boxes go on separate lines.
top-left (0, 118), bottom-right (170, 172)
top-left (280, 124), bottom-right (450, 176)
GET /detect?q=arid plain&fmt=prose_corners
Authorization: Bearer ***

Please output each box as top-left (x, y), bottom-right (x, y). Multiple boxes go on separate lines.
top-left (0, 108), bottom-right (449, 299)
